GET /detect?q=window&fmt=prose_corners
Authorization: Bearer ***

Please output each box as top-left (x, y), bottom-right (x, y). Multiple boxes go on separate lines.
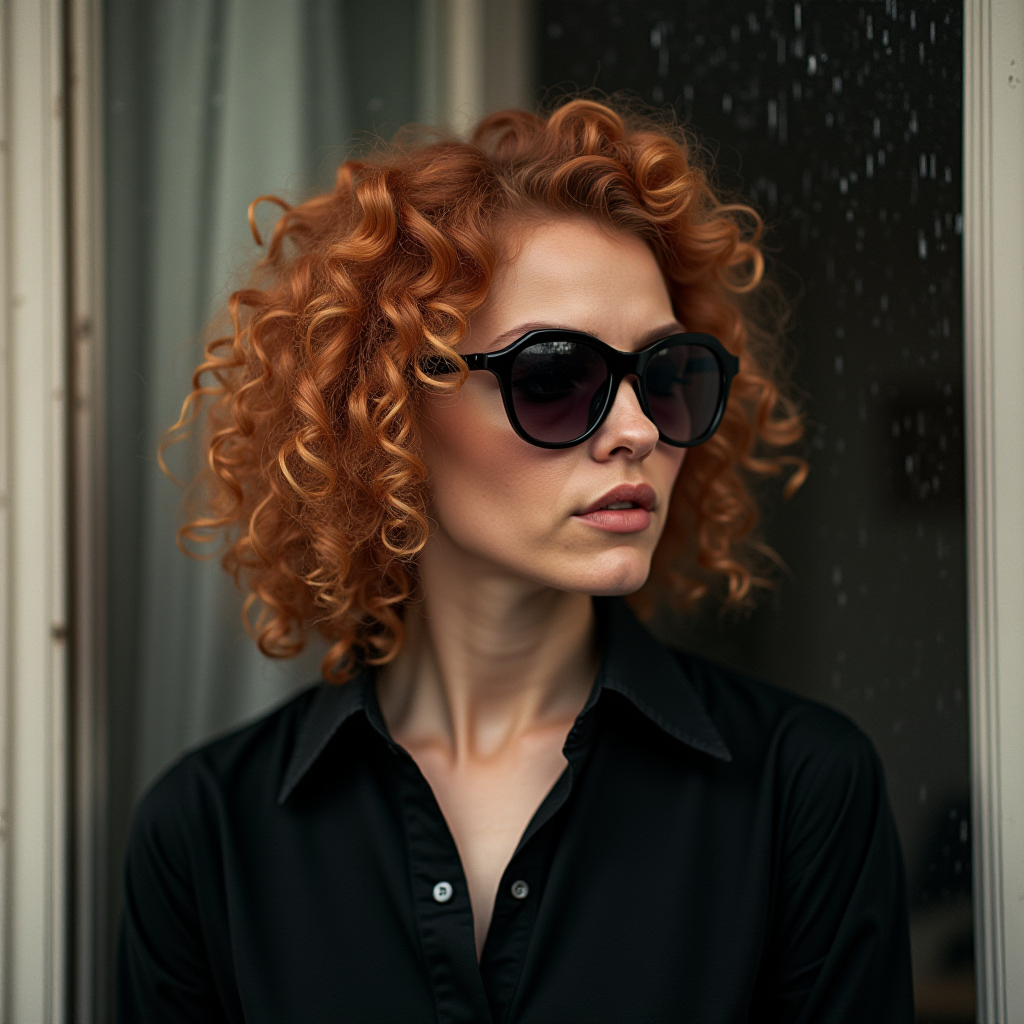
top-left (0, 3), bottom-right (1019, 1020)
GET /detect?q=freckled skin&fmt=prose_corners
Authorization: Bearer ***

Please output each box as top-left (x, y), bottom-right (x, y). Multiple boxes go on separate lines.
top-left (378, 218), bottom-right (688, 956)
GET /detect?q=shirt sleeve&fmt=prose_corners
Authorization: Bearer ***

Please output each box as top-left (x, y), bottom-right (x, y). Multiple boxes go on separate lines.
top-left (759, 719), bottom-right (915, 1023)
top-left (117, 766), bottom-right (232, 1024)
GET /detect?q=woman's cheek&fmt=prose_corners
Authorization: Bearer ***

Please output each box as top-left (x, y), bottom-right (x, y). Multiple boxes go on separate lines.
top-left (424, 393), bottom-right (522, 510)
top-left (431, 429), bottom-right (563, 538)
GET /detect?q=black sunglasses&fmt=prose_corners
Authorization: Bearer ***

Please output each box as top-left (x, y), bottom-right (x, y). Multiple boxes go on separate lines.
top-left (426, 329), bottom-right (739, 449)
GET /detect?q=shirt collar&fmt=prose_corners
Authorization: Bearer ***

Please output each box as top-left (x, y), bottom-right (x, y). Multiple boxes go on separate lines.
top-left (595, 597), bottom-right (731, 762)
top-left (278, 597), bottom-right (730, 805)
top-left (278, 673), bottom-right (369, 804)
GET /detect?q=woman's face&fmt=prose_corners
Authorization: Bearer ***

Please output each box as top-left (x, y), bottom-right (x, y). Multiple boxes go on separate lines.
top-left (420, 216), bottom-right (687, 595)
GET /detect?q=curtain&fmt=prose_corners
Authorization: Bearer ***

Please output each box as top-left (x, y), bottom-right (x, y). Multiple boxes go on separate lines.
top-left (103, 0), bottom-right (428, 1002)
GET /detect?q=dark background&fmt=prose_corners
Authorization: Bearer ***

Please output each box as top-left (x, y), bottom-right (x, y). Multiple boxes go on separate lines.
top-left (536, 2), bottom-right (971, 1017)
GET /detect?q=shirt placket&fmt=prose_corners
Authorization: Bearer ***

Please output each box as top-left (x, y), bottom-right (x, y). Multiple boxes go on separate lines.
top-left (477, 786), bottom-right (562, 1021)
top-left (391, 748), bottom-right (493, 1024)
top-left (479, 704), bottom-right (598, 1022)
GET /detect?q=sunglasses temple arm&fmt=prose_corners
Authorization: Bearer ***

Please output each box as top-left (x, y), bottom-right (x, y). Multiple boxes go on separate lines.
top-left (420, 353), bottom-right (488, 374)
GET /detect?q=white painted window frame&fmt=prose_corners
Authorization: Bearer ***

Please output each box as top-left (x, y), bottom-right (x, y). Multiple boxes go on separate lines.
top-left (0, 0), bottom-right (1019, 1020)
top-left (0, 0), bottom-right (69, 1021)
top-left (964, 1), bottom-right (1024, 1021)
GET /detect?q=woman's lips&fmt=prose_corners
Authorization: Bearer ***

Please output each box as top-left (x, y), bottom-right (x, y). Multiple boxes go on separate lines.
top-left (572, 483), bottom-right (657, 534)
top-left (574, 507), bottom-right (652, 533)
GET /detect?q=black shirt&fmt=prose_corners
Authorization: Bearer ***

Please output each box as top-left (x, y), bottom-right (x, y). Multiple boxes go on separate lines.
top-left (118, 598), bottom-right (913, 1023)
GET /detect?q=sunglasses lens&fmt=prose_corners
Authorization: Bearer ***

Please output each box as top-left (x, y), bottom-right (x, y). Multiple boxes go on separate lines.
top-left (510, 339), bottom-right (610, 444)
top-left (643, 343), bottom-right (724, 444)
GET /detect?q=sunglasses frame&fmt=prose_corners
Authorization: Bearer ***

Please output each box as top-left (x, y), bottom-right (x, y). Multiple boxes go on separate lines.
top-left (446, 329), bottom-right (740, 450)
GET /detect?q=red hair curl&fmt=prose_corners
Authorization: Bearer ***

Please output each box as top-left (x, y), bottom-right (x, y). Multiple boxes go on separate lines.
top-left (164, 98), bottom-right (805, 682)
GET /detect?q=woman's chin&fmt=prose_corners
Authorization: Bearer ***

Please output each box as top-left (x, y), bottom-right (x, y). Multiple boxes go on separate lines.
top-left (588, 577), bottom-right (650, 598)
top-left (547, 552), bottom-right (653, 597)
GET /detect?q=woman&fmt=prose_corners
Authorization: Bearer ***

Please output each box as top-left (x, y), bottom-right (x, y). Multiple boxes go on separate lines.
top-left (119, 100), bottom-right (913, 1022)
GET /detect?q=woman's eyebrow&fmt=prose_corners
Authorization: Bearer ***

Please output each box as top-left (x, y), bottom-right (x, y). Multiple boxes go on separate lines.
top-left (637, 322), bottom-right (686, 345)
top-left (482, 320), bottom-right (686, 351)
top-left (483, 321), bottom-right (574, 350)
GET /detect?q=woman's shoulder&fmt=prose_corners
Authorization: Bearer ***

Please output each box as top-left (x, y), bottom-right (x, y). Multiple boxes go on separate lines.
top-left (670, 647), bottom-right (881, 782)
top-left (128, 684), bottom-right (322, 846)
top-left (670, 649), bottom-right (895, 871)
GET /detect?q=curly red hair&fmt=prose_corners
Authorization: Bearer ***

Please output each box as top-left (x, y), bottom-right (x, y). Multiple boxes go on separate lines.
top-left (165, 98), bottom-right (804, 682)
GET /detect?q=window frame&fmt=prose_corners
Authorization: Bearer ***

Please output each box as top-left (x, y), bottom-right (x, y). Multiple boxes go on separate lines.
top-left (963, 1), bottom-right (1024, 1019)
top-left (0, 0), bottom-right (70, 1019)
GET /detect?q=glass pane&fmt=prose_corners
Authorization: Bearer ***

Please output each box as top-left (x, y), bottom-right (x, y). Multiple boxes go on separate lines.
top-left (537, 3), bottom-right (972, 1018)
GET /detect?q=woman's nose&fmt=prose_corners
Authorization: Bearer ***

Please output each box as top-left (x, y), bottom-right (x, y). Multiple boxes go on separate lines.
top-left (589, 377), bottom-right (659, 460)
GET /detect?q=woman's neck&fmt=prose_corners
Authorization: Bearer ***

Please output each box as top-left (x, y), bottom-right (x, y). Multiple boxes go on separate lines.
top-left (377, 528), bottom-right (597, 762)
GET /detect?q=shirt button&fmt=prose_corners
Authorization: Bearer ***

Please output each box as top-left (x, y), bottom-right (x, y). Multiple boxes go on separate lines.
top-left (510, 879), bottom-right (530, 900)
top-left (432, 881), bottom-right (453, 903)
